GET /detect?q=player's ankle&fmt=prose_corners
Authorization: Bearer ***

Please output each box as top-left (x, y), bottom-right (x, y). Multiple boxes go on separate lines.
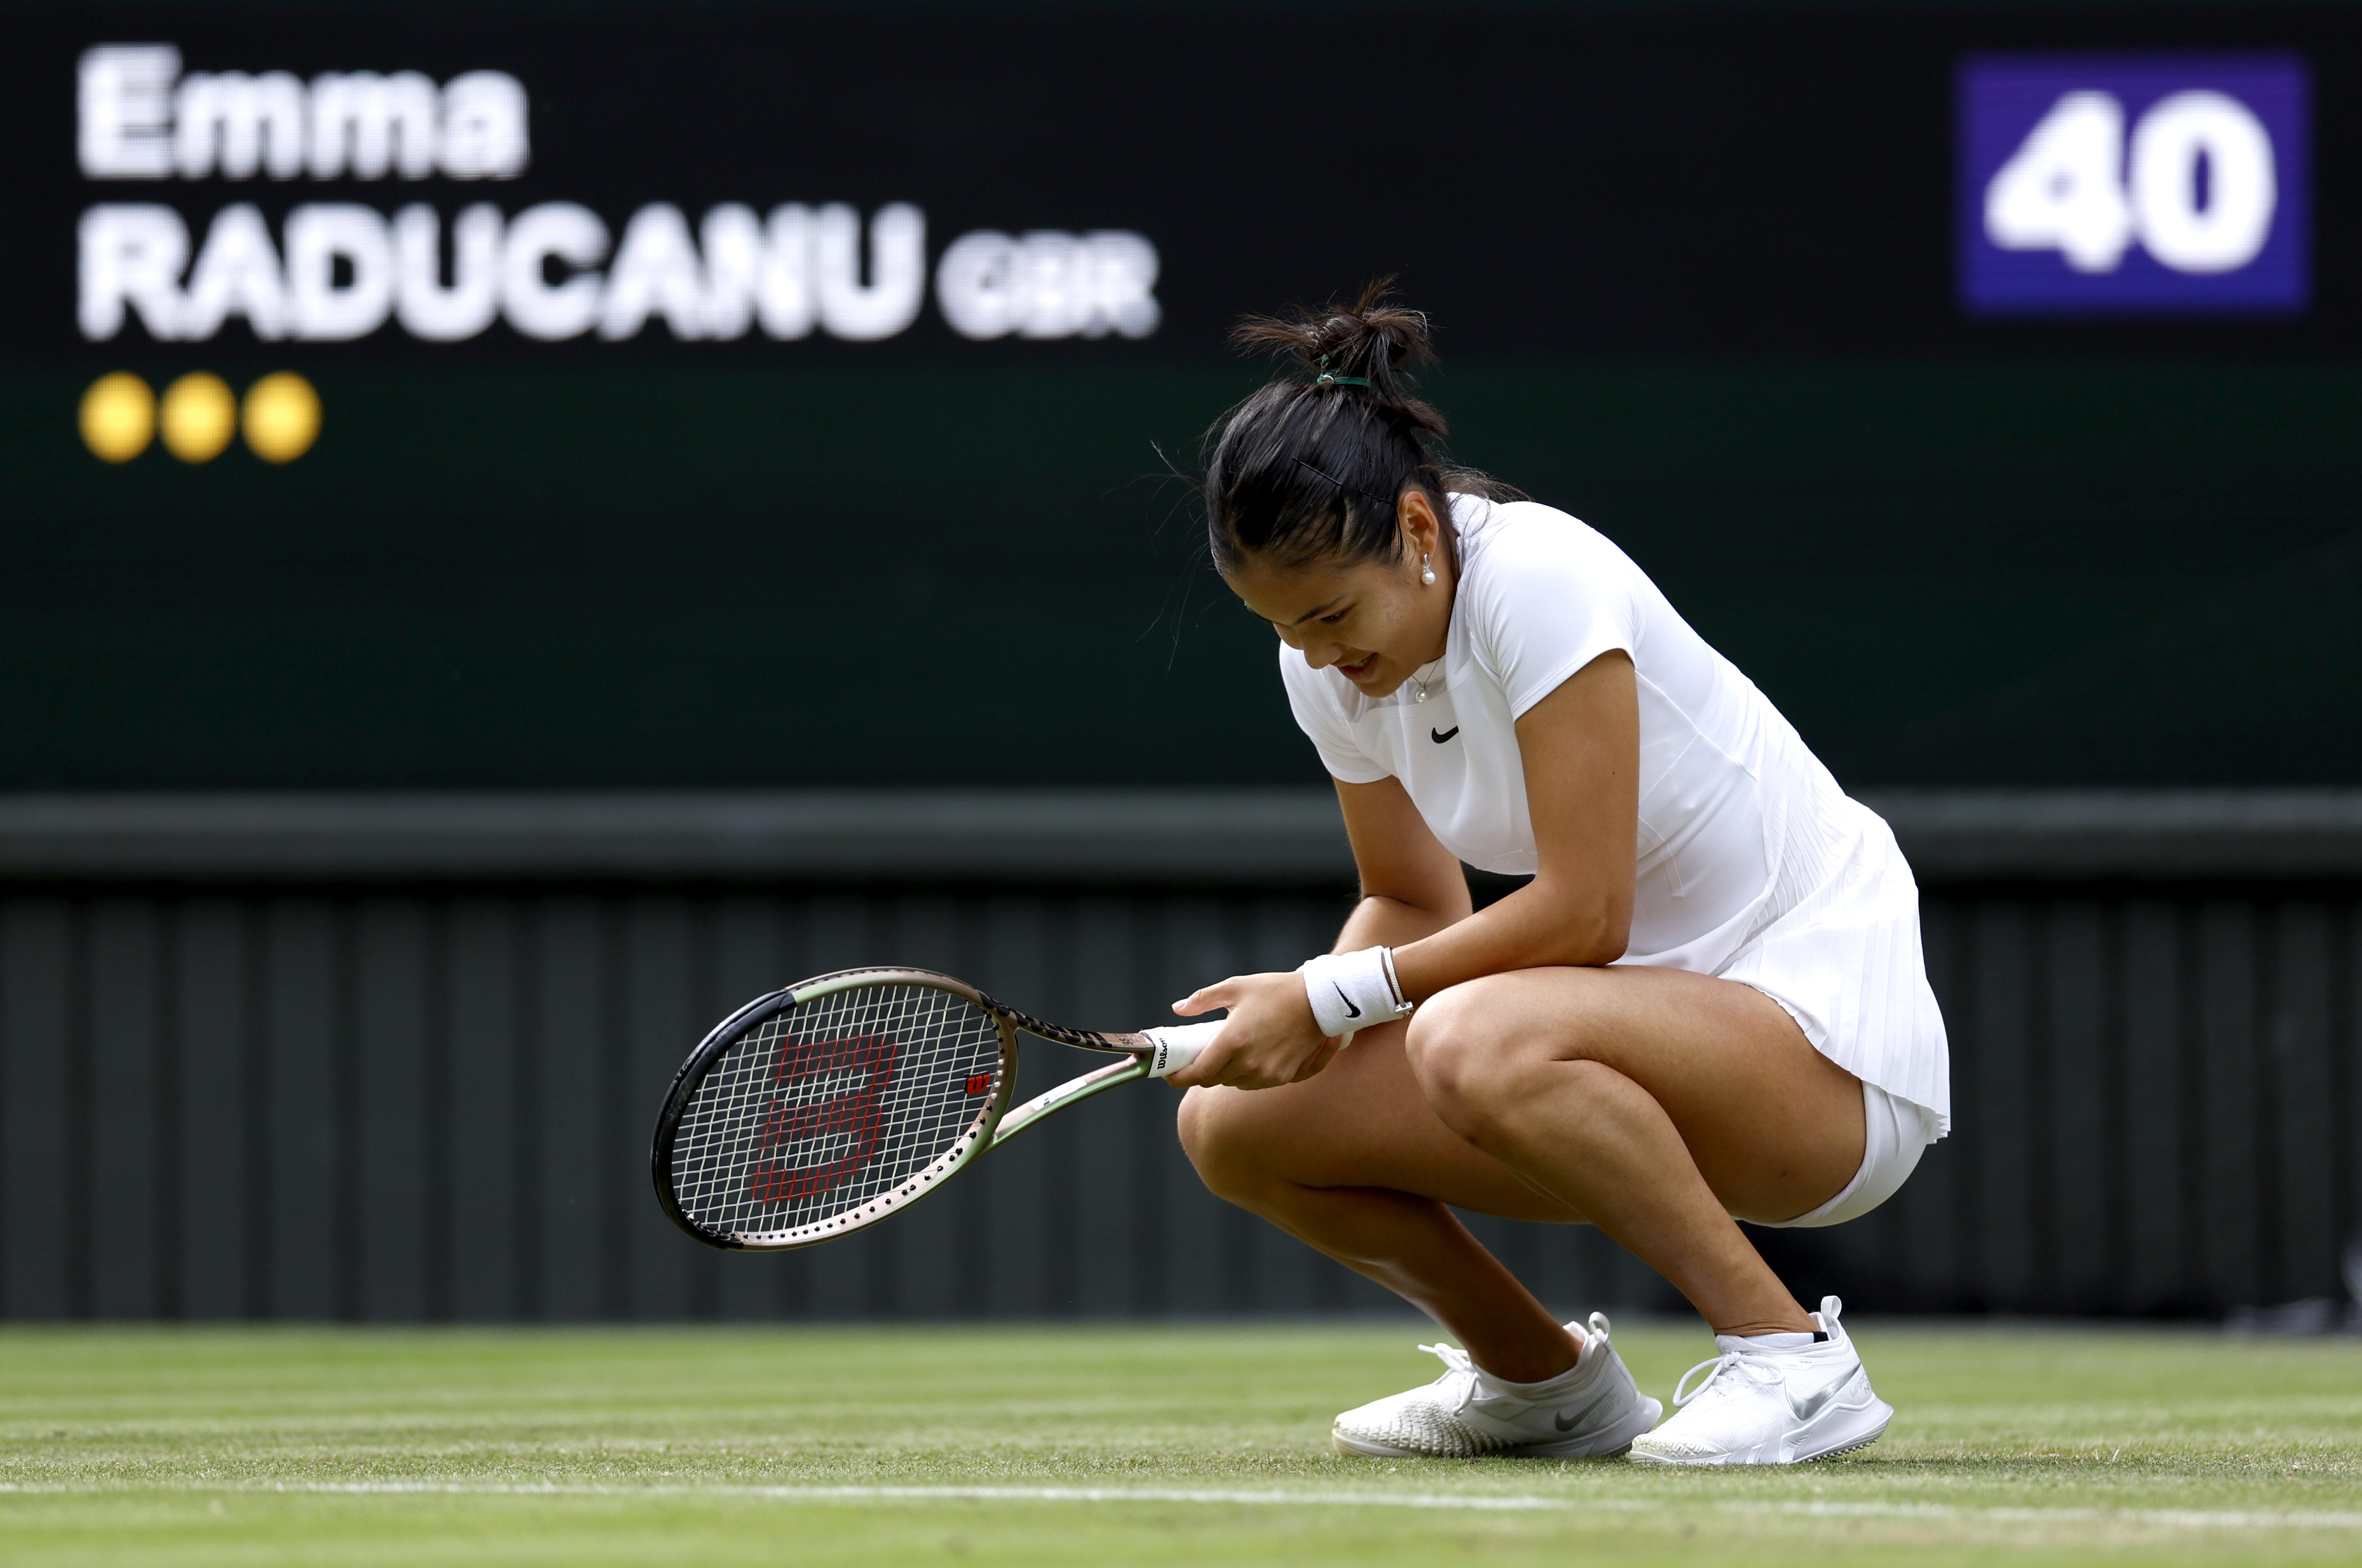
top-left (1712, 1316), bottom-right (1818, 1337)
top-left (1467, 1326), bottom-right (1584, 1386)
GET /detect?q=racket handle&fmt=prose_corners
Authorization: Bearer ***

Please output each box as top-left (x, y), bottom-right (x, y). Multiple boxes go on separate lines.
top-left (1141, 1021), bottom-right (1225, 1077)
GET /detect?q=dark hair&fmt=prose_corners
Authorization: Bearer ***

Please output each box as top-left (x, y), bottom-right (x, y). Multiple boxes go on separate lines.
top-left (1203, 280), bottom-right (1506, 574)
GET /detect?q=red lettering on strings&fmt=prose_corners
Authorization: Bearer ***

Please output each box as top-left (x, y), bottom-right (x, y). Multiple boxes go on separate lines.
top-left (745, 1031), bottom-right (896, 1205)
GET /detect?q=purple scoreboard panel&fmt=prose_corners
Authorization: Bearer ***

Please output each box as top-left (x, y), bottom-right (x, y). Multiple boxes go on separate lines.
top-left (1958, 54), bottom-right (2310, 315)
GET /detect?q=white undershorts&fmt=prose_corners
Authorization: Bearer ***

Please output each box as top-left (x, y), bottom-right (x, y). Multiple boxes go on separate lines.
top-left (1752, 1079), bottom-right (1939, 1230)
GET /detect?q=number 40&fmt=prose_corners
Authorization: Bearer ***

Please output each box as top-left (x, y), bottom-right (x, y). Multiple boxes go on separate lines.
top-left (1985, 90), bottom-right (2278, 274)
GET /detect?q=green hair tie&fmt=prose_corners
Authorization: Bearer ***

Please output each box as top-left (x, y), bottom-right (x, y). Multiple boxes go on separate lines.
top-left (1312, 353), bottom-right (1369, 389)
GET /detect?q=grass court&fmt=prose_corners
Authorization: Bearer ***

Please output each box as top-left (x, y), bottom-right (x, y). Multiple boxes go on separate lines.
top-left (2, 1319), bottom-right (2358, 1565)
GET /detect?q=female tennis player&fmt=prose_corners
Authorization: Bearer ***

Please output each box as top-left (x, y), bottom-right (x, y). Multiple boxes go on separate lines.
top-left (1166, 286), bottom-right (1950, 1466)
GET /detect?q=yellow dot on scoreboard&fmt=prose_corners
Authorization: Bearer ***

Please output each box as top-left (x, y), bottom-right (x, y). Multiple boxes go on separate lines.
top-left (79, 372), bottom-right (156, 463)
top-left (242, 372), bottom-right (322, 464)
top-left (159, 372), bottom-right (238, 463)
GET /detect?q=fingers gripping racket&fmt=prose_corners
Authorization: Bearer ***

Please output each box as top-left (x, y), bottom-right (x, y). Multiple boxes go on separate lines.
top-left (650, 967), bottom-right (1214, 1250)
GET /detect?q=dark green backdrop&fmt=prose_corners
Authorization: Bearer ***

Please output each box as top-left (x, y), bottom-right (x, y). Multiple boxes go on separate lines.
top-left (9, 357), bottom-right (2357, 788)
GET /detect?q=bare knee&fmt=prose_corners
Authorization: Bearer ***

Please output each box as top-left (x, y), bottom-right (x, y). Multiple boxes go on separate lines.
top-left (1175, 1086), bottom-right (1287, 1207)
top-left (1405, 985), bottom-right (1522, 1144)
top-left (1405, 982), bottom-right (1599, 1148)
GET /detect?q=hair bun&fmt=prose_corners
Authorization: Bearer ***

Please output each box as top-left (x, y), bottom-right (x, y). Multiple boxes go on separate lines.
top-left (1232, 278), bottom-right (1446, 437)
top-left (1205, 281), bottom-right (1510, 576)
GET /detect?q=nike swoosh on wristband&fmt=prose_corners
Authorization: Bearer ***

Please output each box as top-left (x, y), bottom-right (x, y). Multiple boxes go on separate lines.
top-left (1332, 983), bottom-right (1362, 1020)
top-left (1431, 727), bottom-right (1459, 743)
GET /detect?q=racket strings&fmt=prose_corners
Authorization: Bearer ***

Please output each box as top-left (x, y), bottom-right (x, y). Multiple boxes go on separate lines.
top-left (669, 983), bottom-right (1002, 1241)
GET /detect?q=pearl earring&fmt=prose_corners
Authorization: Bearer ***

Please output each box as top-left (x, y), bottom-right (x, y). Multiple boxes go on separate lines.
top-left (1420, 552), bottom-right (1436, 586)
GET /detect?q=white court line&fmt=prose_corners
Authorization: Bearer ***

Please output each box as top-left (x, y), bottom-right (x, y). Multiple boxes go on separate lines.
top-left (3, 1480), bottom-right (2360, 1530)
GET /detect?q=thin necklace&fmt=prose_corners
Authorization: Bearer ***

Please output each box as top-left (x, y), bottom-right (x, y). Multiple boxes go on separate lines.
top-left (1410, 657), bottom-right (1445, 704)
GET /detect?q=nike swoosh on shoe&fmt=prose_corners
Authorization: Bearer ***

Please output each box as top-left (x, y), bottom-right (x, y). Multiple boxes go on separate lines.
top-left (1551, 1386), bottom-right (1616, 1432)
top-left (1784, 1374), bottom-right (1855, 1424)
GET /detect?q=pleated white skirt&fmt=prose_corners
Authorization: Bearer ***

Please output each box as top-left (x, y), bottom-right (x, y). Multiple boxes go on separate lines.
top-left (1715, 796), bottom-right (1952, 1140)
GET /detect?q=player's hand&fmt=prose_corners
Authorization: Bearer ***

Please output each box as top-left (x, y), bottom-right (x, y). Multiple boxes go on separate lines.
top-left (1164, 970), bottom-right (1338, 1090)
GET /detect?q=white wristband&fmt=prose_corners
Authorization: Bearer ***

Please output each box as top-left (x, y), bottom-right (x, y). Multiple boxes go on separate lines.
top-left (1300, 947), bottom-right (1414, 1044)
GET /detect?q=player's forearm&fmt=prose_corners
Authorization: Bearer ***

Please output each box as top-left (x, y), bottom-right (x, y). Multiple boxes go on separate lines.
top-left (1333, 892), bottom-right (1467, 954)
top-left (1388, 877), bottom-right (1629, 1000)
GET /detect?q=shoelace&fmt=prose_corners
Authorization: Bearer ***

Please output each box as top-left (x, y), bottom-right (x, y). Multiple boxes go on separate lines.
top-left (1670, 1348), bottom-right (1787, 1409)
top-left (1415, 1341), bottom-right (1481, 1413)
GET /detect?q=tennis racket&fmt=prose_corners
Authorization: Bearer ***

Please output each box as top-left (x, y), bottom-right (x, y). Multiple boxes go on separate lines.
top-left (650, 966), bottom-right (1216, 1250)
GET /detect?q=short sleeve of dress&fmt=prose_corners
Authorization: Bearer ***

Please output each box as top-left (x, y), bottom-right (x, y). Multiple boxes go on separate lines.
top-left (1278, 642), bottom-right (1391, 784)
top-left (1464, 503), bottom-right (1644, 720)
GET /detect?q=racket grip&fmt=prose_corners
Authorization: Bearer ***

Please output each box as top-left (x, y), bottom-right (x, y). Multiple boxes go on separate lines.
top-left (1141, 1021), bottom-right (1225, 1077)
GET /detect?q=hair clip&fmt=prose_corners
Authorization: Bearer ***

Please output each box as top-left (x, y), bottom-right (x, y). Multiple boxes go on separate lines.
top-left (1313, 372), bottom-right (1370, 387)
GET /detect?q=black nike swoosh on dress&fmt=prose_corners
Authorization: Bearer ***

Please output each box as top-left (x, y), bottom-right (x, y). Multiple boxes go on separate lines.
top-left (1431, 727), bottom-right (1459, 743)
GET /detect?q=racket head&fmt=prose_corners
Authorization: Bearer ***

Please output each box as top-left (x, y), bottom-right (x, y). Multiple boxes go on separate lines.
top-left (651, 967), bottom-right (1018, 1250)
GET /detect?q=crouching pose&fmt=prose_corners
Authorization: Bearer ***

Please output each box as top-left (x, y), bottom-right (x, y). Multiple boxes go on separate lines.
top-left (1167, 287), bottom-right (1951, 1466)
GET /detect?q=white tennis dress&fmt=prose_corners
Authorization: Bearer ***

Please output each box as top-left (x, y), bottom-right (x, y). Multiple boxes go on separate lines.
top-left (1280, 496), bottom-right (1950, 1139)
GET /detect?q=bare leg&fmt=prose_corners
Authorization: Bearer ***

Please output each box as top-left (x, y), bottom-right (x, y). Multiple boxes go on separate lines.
top-left (1180, 1014), bottom-right (1591, 1381)
top-left (1407, 966), bottom-right (1862, 1337)
top-left (1178, 938), bottom-right (1863, 1378)
top-left (1182, 895), bottom-right (1587, 1380)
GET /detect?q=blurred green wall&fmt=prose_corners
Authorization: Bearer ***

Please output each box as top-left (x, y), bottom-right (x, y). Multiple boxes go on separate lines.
top-left (5, 356), bottom-right (2356, 788)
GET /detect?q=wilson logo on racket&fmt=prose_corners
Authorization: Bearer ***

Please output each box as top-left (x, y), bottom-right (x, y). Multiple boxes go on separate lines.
top-left (653, 968), bottom-right (1214, 1251)
top-left (744, 1033), bottom-right (896, 1205)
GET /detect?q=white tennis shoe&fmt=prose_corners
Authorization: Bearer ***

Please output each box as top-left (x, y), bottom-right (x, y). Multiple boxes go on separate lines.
top-left (1331, 1312), bottom-right (1662, 1459)
top-left (1627, 1295), bottom-right (1892, 1466)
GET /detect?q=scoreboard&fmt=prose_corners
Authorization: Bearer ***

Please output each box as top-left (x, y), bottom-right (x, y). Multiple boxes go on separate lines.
top-left (1960, 54), bottom-right (2310, 313)
top-left (4, 3), bottom-right (2359, 789)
